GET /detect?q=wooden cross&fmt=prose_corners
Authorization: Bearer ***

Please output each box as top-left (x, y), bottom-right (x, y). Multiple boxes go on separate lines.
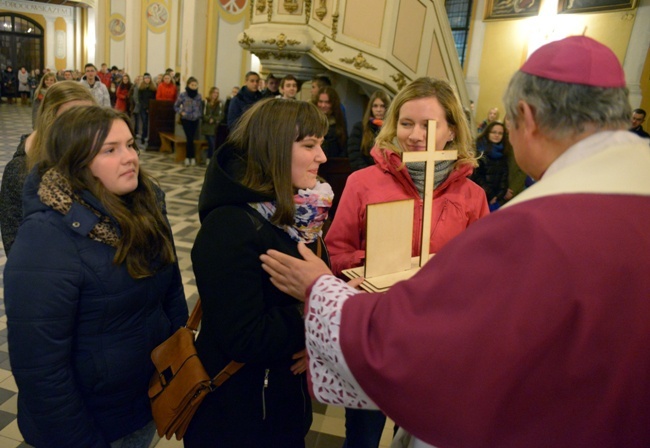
top-left (401, 120), bottom-right (458, 267)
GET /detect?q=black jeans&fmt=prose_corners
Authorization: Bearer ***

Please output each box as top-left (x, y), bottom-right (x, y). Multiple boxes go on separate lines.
top-left (181, 119), bottom-right (199, 158)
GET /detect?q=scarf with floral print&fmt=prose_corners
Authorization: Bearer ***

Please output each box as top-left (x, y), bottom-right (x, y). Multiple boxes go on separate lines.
top-left (248, 180), bottom-right (333, 243)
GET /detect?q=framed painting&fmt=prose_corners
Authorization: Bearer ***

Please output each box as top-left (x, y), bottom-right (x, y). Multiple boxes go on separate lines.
top-left (558, 0), bottom-right (638, 13)
top-left (484, 0), bottom-right (541, 20)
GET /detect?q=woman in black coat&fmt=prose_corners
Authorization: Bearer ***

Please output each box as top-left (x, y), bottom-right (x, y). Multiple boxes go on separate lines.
top-left (471, 121), bottom-right (511, 211)
top-left (347, 90), bottom-right (390, 171)
top-left (186, 99), bottom-right (333, 447)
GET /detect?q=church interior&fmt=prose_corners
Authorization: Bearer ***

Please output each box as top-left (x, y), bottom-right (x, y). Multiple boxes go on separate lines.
top-left (0, 0), bottom-right (648, 446)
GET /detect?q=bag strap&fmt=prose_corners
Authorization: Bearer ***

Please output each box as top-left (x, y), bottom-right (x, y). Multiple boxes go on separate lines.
top-left (185, 297), bottom-right (245, 387)
top-left (186, 298), bottom-right (203, 331)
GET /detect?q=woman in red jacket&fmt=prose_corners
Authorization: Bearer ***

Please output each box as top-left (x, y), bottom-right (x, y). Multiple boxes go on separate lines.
top-left (155, 73), bottom-right (177, 101)
top-left (115, 73), bottom-right (133, 113)
top-left (324, 77), bottom-right (489, 448)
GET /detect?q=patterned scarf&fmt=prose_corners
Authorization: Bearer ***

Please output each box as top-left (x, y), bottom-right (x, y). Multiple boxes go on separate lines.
top-left (248, 181), bottom-right (334, 243)
top-left (406, 160), bottom-right (455, 199)
top-left (38, 168), bottom-right (120, 246)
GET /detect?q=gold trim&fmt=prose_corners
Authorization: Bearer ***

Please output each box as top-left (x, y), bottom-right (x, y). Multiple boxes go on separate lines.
top-left (268, 0), bottom-right (273, 21)
top-left (239, 32), bottom-right (255, 49)
top-left (314, 36), bottom-right (333, 53)
top-left (339, 52), bottom-right (377, 70)
top-left (262, 33), bottom-right (300, 51)
top-left (390, 73), bottom-right (408, 90)
top-left (256, 0), bottom-right (267, 13)
top-left (331, 11), bottom-right (339, 39)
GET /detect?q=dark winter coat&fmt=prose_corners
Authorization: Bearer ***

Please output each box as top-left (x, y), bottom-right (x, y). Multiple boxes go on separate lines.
top-left (471, 139), bottom-right (509, 203)
top-left (4, 170), bottom-right (188, 447)
top-left (348, 120), bottom-right (381, 171)
top-left (185, 144), bottom-right (324, 447)
top-left (226, 86), bottom-right (262, 129)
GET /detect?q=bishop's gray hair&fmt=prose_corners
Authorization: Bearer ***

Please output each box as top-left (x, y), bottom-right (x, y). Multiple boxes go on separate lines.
top-left (503, 71), bottom-right (631, 140)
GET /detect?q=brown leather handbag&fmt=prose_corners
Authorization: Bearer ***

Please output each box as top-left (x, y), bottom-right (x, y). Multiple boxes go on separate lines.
top-left (148, 298), bottom-right (244, 440)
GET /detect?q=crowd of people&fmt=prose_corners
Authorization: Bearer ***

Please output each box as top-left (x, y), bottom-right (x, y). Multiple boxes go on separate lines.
top-left (1, 34), bottom-right (649, 448)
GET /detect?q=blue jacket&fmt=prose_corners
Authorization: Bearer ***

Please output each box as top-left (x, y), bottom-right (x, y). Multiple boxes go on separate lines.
top-left (4, 171), bottom-right (188, 447)
top-left (226, 86), bottom-right (262, 129)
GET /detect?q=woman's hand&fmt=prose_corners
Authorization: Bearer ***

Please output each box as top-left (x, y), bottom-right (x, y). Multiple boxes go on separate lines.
top-left (260, 242), bottom-right (332, 301)
top-left (290, 349), bottom-right (307, 375)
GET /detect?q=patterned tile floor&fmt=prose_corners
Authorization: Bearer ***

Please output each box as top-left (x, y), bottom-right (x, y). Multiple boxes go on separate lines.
top-left (0, 103), bottom-right (395, 447)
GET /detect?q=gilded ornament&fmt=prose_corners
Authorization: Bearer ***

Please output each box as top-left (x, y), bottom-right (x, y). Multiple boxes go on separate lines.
top-left (256, 0), bottom-right (267, 13)
top-left (305, 0), bottom-right (312, 23)
top-left (315, 36), bottom-right (333, 53)
top-left (315, 0), bottom-right (327, 19)
top-left (331, 11), bottom-right (339, 39)
top-left (284, 0), bottom-right (299, 13)
top-left (391, 73), bottom-right (408, 90)
top-left (262, 33), bottom-right (301, 51)
top-left (239, 32), bottom-right (255, 49)
top-left (340, 52), bottom-right (378, 71)
top-left (268, 0), bottom-right (274, 21)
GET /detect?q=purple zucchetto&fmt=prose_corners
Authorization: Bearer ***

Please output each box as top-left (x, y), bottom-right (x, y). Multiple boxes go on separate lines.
top-left (520, 36), bottom-right (626, 88)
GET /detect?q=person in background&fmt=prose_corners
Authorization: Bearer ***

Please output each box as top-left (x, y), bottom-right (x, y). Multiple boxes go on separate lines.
top-left (63, 70), bottom-right (73, 81)
top-left (477, 106), bottom-right (499, 133)
top-left (202, 86), bottom-right (223, 164)
top-left (97, 63), bottom-right (112, 89)
top-left (221, 86), bottom-right (240, 126)
top-left (2, 66), bottom-right (17, 104)
top-left (17, 66), bottom-right (30, 105)
top-left (5, 105), bottom-right (188, 448)
top-left (137, 73), bottom-right (157, 144)
top-left (155, 73), bottom-right (178, 101)
top-left (310, 75), bottom-right (332, 103)
top-left (279, 75), bottom-right (300, 100)
top-left (261, 73), bottom-right (280, 98)
top-left (28, 69), bottom-right (39, 104)
top-left (80, 63), bottom-right (111, 107)
top-left (184, 98), bottom-right (331, 447)
top-left (227, 71), bottom-right (262, 129)
top-left (260, 35), bottom-right (650, 448)
top-left (347, 90), bottom-right (391, 171)
top-left (316, 86), bottom-right (348, 158)
top-left (115, 73), bottom-right (133, 113)
top-left (174, 76), bottom-right (203, 166)
top-left (323, 77), bottom-right (488, 447)
top-left (630, 108), bottom-right (649, 139)
top-left (31, 72), bottom-right (57, 128)
top-left (0, 81), bottom-right (96, 256)
top-left (471, 121), bottom-right (511, 211)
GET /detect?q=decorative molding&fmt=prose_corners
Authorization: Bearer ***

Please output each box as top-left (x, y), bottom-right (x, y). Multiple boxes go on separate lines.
top-left (283, 0), bottom-right (299, 13)
top-left (268, 0), bottom-right (274, 21)
top-left (254, 50), bottom-right (302, 61)
top-left (239, 32), bottom-right (255, 49)
top-left (314, 36), bottom-right (333, 53)
top-left (331, 11), bottom-right (339, 39)
top-left (391, 73), bottom-right (408, 90)
top-left (305, 0), bottom-right (311, 23)
top-left (340, 52), bottom-right (377, 70)
top-left (256, 0), bottom-right (267, 13)
top-left (262, 33), bottom-right (301, 51)
top-left (315, 0), bottom-right (327, 20)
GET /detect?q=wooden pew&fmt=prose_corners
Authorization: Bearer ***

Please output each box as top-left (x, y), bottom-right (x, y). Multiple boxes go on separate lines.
top-left (159, 132), bottom-right (209, 164)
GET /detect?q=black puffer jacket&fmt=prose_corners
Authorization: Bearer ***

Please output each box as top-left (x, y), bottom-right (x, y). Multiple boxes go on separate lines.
top-left (185, 144), bottom-right (327, 447)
